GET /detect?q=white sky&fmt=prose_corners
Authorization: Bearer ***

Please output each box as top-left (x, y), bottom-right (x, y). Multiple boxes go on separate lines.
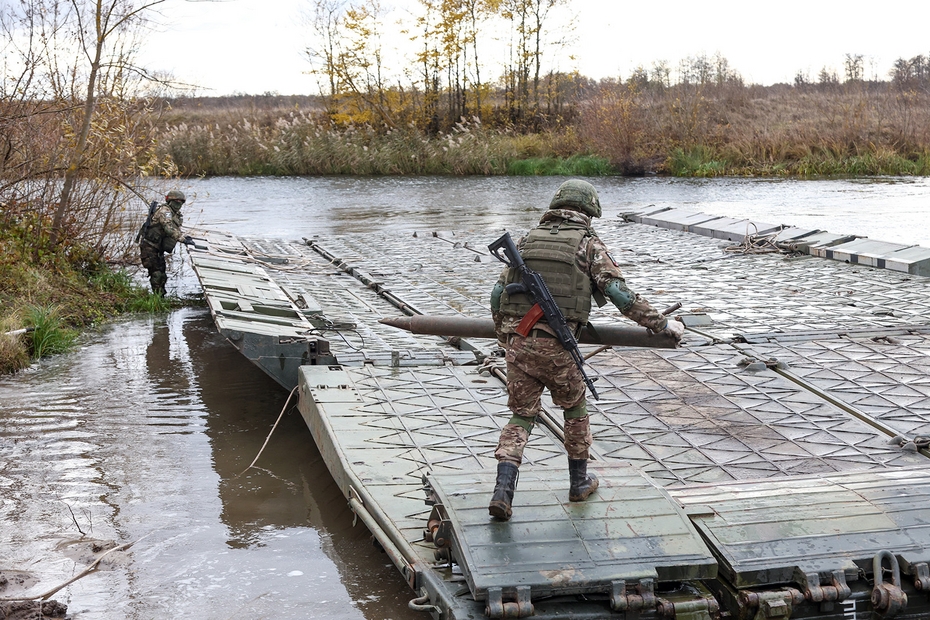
top-left (142, 0), bottom-right (930, 96)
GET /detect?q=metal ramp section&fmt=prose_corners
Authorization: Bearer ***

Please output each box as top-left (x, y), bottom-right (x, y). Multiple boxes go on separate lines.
top-left (187, 232), bottom-right (479, 383)
top-left (297, 364), bottom-right (724, 619)
top-left (238, 236), bottom-right (482, 366)
top-left (669, 466), bottom-right (930, 619)
top-left (425, 464), bottom-right (717, 602)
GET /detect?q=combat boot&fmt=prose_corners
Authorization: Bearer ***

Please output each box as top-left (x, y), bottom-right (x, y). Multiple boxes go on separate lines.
top-left (488, 462), bottom-right (519, 520)
top-left (568, 458), bottom-right (598, 502)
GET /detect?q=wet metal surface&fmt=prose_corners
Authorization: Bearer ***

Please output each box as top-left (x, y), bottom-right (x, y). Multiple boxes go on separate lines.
top-left (192, 208), bottom-right (930, 617)
top-left (669, 466), bottom-right (930, 588)
top-left (428, 465), bottom-right (716, 599)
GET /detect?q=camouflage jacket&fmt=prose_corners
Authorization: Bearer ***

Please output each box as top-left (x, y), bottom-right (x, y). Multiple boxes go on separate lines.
top-left (493, 209), bottom-right (668, 336)
top-left (143, 203), bottom-right (184, 250)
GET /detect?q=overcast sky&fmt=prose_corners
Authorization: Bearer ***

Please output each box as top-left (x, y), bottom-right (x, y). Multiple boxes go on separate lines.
top-left (142, 0), bottom-right (930, 96)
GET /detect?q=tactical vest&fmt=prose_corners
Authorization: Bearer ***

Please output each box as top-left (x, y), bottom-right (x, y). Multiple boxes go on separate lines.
top-left (143, 205), bottom-right (179, 252)
top-left (143, 218), bottom-right (166, 248)
top-left (499, 219), bottom-right (593, 324)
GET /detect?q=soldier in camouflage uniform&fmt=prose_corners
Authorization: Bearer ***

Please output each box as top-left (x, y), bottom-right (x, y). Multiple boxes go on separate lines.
top-left (488, 179), bottom-right (684, 521)
top-left (139, 189), bottom-right (192, 296)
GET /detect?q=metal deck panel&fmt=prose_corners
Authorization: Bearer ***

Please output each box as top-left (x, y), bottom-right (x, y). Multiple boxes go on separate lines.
top-left (640, 208), bottom-right (723, 231)
top-left (297, 364), bottom-right (571, 544)
top-left (669, 466), bottom-right (930, 588)
top-left (885, 245), bottom-right (930, 276)
top-left (741, 333), bottom-right (930, 438)
top-left (428, 465), bottom-right (716, 600)
top-left (581, 345), bottom-right (927, 486)
top-left (691, 217), bottom-right (782, 242)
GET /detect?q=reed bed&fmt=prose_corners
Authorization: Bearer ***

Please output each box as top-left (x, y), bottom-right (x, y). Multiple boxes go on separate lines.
top-left (155, 83), bottom-right (930, 178)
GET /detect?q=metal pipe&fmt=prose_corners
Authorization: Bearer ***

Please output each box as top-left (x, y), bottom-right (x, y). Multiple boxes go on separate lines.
top-left (348, 496), bottom-right (414, 586)
top-left (379, 315), bottom-right (678, 349)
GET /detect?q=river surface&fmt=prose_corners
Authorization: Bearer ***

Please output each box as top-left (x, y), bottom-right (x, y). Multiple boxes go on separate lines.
top-left (1, 175), bottom-right (928, 619)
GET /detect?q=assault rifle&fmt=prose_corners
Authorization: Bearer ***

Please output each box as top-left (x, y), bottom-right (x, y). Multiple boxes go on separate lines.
top-left (134, 200), bottom-right (159, 244)
top-left (488, 231), bottom-right (599, 400)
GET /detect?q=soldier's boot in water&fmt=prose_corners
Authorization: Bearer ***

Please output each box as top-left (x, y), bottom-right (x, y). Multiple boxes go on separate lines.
top-left (568, 458), bottom-right (598, 502)
top-left (488, 462), bottom-right (519, 520)
top-left (151, 271), bottom-right (168, 297)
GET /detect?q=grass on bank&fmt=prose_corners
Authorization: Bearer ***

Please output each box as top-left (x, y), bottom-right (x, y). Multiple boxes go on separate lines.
top-left (0, 218), bottom-right (177, 374)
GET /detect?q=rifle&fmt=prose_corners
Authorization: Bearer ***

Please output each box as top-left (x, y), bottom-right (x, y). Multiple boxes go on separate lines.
top-left (488, 231), bottom-right (599, 400)
top-left (134, 200), bottom-right (159, 244)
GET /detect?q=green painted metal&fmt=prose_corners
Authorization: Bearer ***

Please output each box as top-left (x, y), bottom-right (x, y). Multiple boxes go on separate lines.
top-left (190, 221), bottom-right (930, 620)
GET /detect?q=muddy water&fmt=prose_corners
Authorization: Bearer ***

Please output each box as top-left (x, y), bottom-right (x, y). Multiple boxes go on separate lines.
top-left (2, 175), bottom-right (928, 619)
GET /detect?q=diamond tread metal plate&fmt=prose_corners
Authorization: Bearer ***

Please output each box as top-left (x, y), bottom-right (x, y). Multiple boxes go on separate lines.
top-left (191, 234), bottom-right (481, 362)
top-left (299, 364), bottom-right (568, 547)
top-left (195, 229), bottom-right (930, 487)
top-left (667, 466), bottom-right (930, 588)
top-left (740, 334), bottom-right (930, 438)
top-left (304, 224), bottom-right (930, 340)
top-left (427, 464), bottom-right (717, 600)
top-left (581, 346), bottom-right (927, 486)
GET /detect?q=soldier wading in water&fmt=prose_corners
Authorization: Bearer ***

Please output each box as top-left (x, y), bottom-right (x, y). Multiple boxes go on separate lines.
top-left (138, 189), bottom-right (193, 296)
top-left (489, 179), bottom-right (684, 520)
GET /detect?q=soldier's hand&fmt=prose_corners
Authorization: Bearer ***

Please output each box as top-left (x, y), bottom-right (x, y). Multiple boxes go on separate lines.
top-left (663, 318), bottom-right (685, 340)
top-left (182, 235), bottom-right (194, 246)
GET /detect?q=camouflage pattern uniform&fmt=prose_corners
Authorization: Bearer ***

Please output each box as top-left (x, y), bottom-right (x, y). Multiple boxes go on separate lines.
top-left (487, 179), bottom-right (681, 520)
top-left (139, 195), bottom-right (185, 296)
top-left (492, 208), bottom-right (670, 467)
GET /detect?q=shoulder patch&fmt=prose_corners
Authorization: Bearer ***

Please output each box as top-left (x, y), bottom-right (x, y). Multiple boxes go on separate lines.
top-left (605, 252), bottom-right (620, 267)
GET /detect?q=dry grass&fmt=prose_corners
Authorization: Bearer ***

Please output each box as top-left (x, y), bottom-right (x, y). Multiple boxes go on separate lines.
top-left (576, 82), bottom-right (930, 175)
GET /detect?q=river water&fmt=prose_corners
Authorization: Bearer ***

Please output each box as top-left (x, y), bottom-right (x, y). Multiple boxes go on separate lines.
top-left (1, 175), bottom-right (928, 619)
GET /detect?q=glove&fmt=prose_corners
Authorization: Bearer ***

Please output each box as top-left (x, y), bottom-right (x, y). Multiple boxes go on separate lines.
top-left (662, 318), bottom-right (685, 340)
top-left (182, 235), bottom-right (194, 246)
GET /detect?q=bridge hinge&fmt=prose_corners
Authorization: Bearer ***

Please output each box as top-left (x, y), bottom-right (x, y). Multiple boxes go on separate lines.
top-left (610, 578), bottom-right (656, 613)
top-left (657, 593), bottom-right (720, 619)
top-left (485, 585), bottom-right (533, 618)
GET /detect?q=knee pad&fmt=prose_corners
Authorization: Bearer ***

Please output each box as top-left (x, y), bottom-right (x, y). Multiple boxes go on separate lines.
top-left (507, 414), bottom-right (535, 434)
top-left (563, 402), bottom-right (588, 420)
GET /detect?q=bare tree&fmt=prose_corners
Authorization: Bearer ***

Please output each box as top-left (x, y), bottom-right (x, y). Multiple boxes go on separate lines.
top-left (844, 53), bottom-right (864, 83)
top-left (2, 0), bottom-right (174, 259)
top-left (50, 0), bottom-right (166, 246)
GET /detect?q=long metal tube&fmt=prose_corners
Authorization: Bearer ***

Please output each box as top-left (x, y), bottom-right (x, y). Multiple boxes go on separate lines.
top-left (379, 315), bottom-right (678, 349)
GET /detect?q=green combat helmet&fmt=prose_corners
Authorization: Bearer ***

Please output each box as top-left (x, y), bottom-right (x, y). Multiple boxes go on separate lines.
top-left (165, 189), bottom-right (186, 205)
top-left (549, 179), bottom-right (601, 218)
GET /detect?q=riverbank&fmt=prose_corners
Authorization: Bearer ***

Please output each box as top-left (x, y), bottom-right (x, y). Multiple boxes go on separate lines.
top-left (154, 83), bottom-right (930, 177)
top-left (0, 217), bottom-right (177, 374)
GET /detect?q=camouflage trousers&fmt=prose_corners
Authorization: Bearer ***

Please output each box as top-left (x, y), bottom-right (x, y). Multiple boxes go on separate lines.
top-left (494, 334), bottom-right (593, 465)
top-left (140, 241), bottom-right (167, 295)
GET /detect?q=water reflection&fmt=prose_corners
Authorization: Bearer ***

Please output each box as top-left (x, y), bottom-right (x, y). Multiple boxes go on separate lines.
top-left (0, 310), bottom-right (414, 619)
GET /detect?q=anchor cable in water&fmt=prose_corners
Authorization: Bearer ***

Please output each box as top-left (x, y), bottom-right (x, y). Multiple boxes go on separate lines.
top-left (236, 384), bottom-right (299, 478)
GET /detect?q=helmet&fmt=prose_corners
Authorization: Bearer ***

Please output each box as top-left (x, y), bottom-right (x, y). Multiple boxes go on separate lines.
top-left (165, 189), bottom-right (186, 204)
top-left (549, 179), bottom-right (601, 218)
